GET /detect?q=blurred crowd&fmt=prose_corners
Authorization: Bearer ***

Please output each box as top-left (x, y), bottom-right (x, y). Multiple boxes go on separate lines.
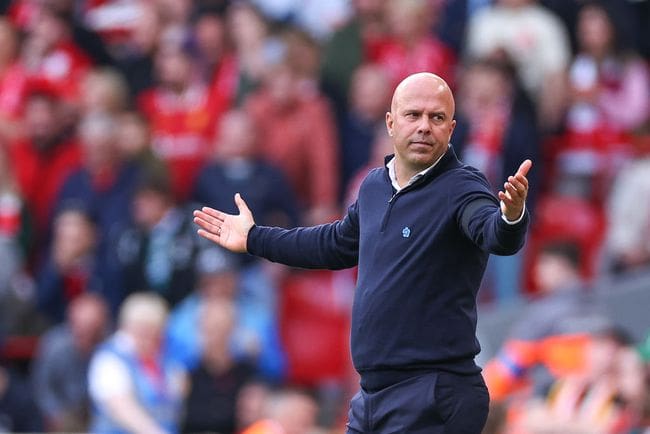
top-left (0, 0), bottom-right (648, 432)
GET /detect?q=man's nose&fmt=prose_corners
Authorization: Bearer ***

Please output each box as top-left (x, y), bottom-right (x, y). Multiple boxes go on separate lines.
top-left (417, 116), bottom-right (431, 134)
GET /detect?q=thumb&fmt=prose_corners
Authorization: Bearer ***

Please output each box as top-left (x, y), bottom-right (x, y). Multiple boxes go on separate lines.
top-left (234, 193), bottom-right (252, 216)
top-left (516, 159), bottom-right (533, 177)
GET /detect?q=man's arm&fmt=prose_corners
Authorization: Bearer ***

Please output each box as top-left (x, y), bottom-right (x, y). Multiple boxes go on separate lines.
top-left (458, 160), bottom-right (532, 255)
top-left (193, 194), bottom-right (359, 269)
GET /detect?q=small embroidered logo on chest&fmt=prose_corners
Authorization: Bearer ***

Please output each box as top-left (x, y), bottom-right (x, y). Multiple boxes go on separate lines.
top-left (402, 226), bottom-right (411, 238)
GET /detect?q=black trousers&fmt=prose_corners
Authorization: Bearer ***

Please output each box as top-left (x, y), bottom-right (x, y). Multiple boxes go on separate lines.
top-left (346, 371), bottom-right (489, 434)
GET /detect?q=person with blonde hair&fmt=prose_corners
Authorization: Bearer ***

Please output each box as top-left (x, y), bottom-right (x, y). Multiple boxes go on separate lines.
top-left (88, 292), bottom-right (186, 434)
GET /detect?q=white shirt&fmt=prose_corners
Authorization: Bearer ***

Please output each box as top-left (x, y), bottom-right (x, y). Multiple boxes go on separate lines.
top-left (88, 332), bottom-right (185, 402)
top-left (386, 148), bottom-right (525, 224)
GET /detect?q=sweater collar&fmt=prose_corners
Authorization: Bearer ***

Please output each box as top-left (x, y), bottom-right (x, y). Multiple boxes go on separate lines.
top-left (384, 144), bottom-right (461, 190)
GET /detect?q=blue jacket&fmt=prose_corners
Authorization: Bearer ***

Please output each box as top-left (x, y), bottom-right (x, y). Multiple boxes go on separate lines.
top-left (90, 336), bottom-right (182, 434)
top-left (247, 147), bottom-right (528, 388)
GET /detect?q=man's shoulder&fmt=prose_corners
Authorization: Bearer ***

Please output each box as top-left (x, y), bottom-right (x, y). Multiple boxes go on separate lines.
top-left (360, 166), bottom-right (387, 185)
top-left (443, 163), bottom-right (492, 188)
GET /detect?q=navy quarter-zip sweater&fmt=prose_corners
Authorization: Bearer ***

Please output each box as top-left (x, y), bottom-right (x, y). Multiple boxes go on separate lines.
top-left (247, 147), bottom-right (528, 389)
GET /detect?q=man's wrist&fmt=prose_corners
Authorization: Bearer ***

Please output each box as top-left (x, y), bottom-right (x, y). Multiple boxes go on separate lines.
top-left (501, 202), bottom-right (526, 225)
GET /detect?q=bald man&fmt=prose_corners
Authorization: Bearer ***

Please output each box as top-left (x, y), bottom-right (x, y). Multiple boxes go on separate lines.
top-left (194, 73), bottom-right (532, 433)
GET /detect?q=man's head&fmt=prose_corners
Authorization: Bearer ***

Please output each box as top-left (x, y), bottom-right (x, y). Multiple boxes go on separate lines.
top-left (533, 242), bottom-right (582, 293)
top-left (386, 72), bottom-right (456, 174)
top-left (349, 64), bottom-right (391, 121)
top-left (118, 292), bottom-right (168, 358)
top-left (215, 109), bottom-right (258, 160)
top-left (199, 298), bottom-right (236, 354)
top-left (196, 247), bottom-right (238, 300)
top-left (264, 389), bottom-right (319, 434)
top-left (78, 112), bottom-right (119, 172)
top-left (132, 169), bottom-right (173, 230)
top-left (23, 91), bottom-right (63, 151)
top-left (155, 44), bottom-right (193, 93)
top-left (67, 293), bottom-right (109, 355)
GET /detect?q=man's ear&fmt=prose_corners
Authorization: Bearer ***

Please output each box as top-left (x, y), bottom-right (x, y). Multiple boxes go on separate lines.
top-left (386, 111), bottom-right (393, 136)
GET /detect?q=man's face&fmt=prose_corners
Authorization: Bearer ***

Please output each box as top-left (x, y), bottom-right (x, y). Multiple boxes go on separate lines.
top-left (386, 78), bottom-right (456, 172)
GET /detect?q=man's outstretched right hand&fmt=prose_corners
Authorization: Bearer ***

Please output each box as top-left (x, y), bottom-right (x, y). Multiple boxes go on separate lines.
top-left (193, 193), bottom-right (255, 253)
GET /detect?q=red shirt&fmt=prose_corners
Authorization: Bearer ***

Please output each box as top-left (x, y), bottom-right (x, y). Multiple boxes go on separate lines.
top-left (0, 63), bottom-right (30, 119)
top-left (9, 138), bottom-right (82, 234)
top-left (29, 41), bottom-right (92, 103)
top-left (138, 84), bottom-right (222, 201)
top-left (246, 89), bottom-right (339, 212)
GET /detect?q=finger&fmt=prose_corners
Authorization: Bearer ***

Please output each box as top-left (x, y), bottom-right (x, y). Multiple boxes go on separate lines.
top-left (197, 229), bottom-right (222, 245)
top-left (504, 182), bottom-right (524, 200)
top-left (200, 207), bottom-right (226, 221)
top-left (194, 210), bottom-right (224, 227)
top-left (507, 176), bottom-right (526, 193)
top-left (234, 193), bottom-right (251, 216)
top-left (515, 159), bottom-right (532, 178)
top-left (514, 173), bottom-right (529, 190)
top-left (194, 215), bottom-right (221, 234)
top-left (499, 190), bottom-right (519, 210)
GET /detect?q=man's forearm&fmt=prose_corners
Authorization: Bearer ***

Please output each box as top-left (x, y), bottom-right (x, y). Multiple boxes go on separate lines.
top-left (247, 223), bottom-right (358, 270)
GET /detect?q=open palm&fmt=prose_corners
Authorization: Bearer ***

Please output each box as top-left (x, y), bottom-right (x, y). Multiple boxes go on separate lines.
top-left (193, 193), bottom-right (255, 253)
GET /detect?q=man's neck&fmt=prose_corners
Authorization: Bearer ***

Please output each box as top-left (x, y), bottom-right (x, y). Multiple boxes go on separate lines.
top-left (393, 148), bottom-right (448, 188)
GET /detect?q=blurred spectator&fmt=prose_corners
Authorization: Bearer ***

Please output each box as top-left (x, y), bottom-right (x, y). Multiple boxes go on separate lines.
top-left (466, 0), bottom-right (571, 131)
top-left (251, 0), bottom-right (352, 41)
top-left (337, 63), bottom-right (391, 194)
top-left (9, 89), bottom-right (81, 241)
top-left (79, 67), bottom-right (129, 116)
top-left (155, 0), bottom-right (193, 37)
top-left (454, 58), bottom-right (541, 303)
top-left (192, 109), bottom-right (299, 230)
top-left (236, 381), bottom-right (273, 432)
top-left (344, 126), bottom-right (394, 207)
top-left (167, 247), bottom-right (286, 383)
top-left (88, 292), bottom-right (186, 434)
top-left (604, 152), bottom-right (650, 274)
top-left (283, 28), bottom-right (322, 89)
top-left (55, 112), bottom-right (143, 313)
top-left (484, 242), bottom-right (613, 401)
top-left (111, 2), bottom-right (160, 97)
top-left (0, 18), bottom-right (26, 141)
top-left (455, 58), bottom-right (540, 205)
top-left (31, 293), bottom-right (109, 432)
top-left (0, 362), bottom-right (43, 432)
top-left (510, 328), bottom-right (646, 433)
top-left (138, 42), bottom-right (222, 201)
top-left (436, 0), bottom-right (468, 55)
top-left (190, 10), bottom-right (238, 116)
top-left (0, 146), bottom-right (40, 334)
top-left (320, 0), bottom-right (387, 109)
top-left (0, 144), bottom-right (32, 305)
top-left (109, 168), bottom-right (202, 307)
top-left (20, 4), bottom-right (92, 104)
top-left (182, 298), bottom-right (256, 434)
top-left (114, 110), bottom-right (168, 175)
top-left (246, 53), bottom-right (340, 225)
top-left (35, 207), bottom-right (98, 324)
top-left (226, 1), bottom-right (273, 105)
top-left (240, 388), bottom-right (319, 434)
top-left (566, 1), bottom-right (649, 135)
top-left (369, 0), bottom-right (456, 87)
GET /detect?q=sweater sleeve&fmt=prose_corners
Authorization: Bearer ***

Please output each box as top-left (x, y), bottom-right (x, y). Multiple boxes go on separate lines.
top-left (246, 201), bottom-right (360, 269)
top-left (454, 171), bottom-right (529, 256)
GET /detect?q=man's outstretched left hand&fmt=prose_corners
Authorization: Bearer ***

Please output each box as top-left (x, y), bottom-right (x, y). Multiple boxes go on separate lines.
top-left (499, 159), bottom-right (532, 222)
